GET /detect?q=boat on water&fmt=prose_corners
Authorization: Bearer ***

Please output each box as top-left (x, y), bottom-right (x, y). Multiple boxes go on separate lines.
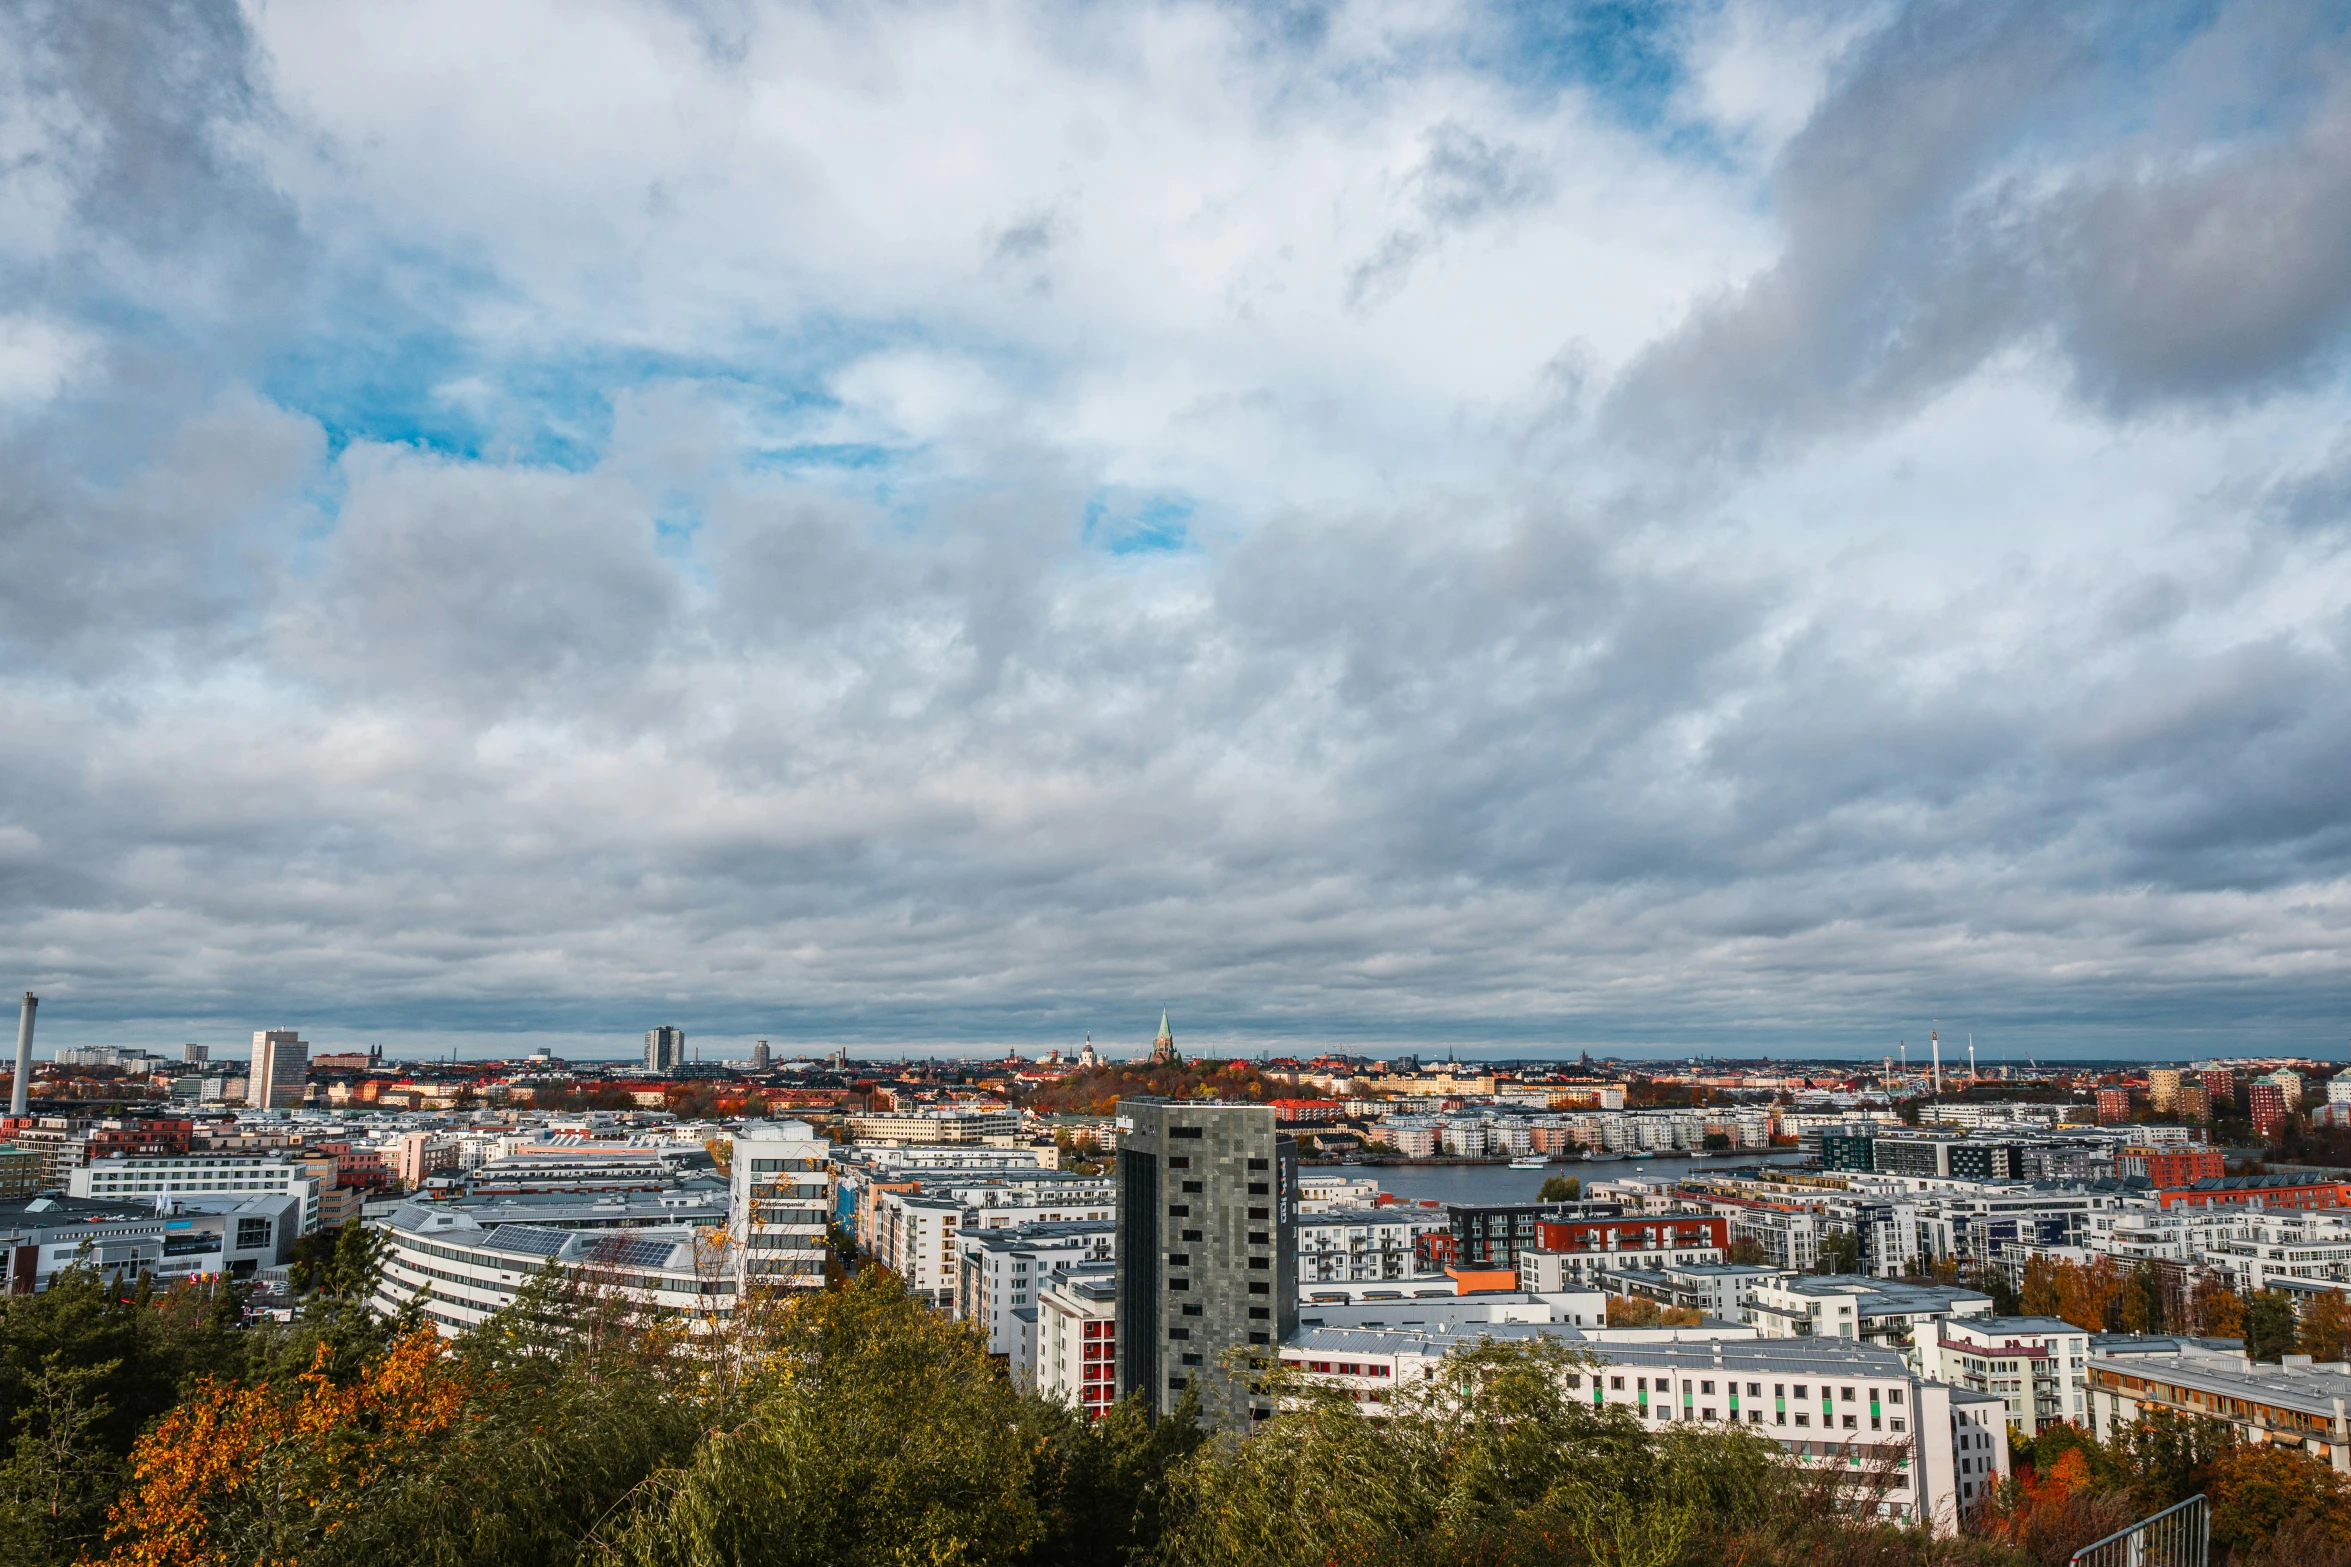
top-left (1507, 1156), bottom-right (1548, 1169)
top-left (1627, 1151), bottom-right (1656, 1160)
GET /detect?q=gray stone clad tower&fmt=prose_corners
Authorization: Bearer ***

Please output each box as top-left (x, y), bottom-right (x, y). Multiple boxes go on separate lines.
top-left (1115, 1096), bottom-right (1298, 1429)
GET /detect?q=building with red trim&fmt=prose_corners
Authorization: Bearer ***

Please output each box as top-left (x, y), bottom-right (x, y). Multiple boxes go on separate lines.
top-left (2156, 1173), bottom-right (2351, 1211)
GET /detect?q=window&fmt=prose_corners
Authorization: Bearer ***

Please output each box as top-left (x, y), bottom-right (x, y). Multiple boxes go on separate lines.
top-left (1167, 1205), bottom-right (1190, 1218)
top-left (1611, 1377), bottom-right (1625, 1390)
top-left (1793, 1385), bottom-right (1807, 1400)
top-left (1701, 1381), bottom-right (1715, 1395)
top-left (1888, 1388), bottom-right (1903, 1405)
top-left (1247, 1158), bottom-right (1269, 1170)
top-left (1170, 1127), bottom-right (1204, 1139)
top-left (1842, 1414), bottom-right (1857, 1430)
top-left (1168, 1253), bottom-right (1191, 1266)
top-left (1169, 1278), bottom-right (1189, 1291)
top-left (1181, 1228), bottom-right (1203, 1241)
top-left (1795, 1413), bottom-right (1810, 1427)
top-left (1249, 1231), bottom-right (1270, 1244)
top-left (1247, 1306), bottom-right (1269, 1320)
top-left (1249, 1207), bottom-right (1270, 1220)
top-left (1181, 1304), bottom-right (1203, 1317)
top-left (1248, 1182), bottom-right (1269, 1195)
top-left (1169, 1327), bottom-right (1191, 1340)
top-left (1181, 1180), bottom-right (1203, 1193)
top-left (1168, 1157), bottom-right (1190, 1169)
top-left (1180, 1353), bottom-right (1203, 1366)
top-left (1248, 1282), bottom-right (1269, 1294)
top-left (1840, 1387), bottom-right (1855, 1402)
top-left (1748, 1383), bottom-right (1761, 1396)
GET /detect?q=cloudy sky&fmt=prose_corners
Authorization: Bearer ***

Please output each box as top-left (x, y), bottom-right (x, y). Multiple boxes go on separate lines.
top-left (6, 0), bottom-right (2351, 1061)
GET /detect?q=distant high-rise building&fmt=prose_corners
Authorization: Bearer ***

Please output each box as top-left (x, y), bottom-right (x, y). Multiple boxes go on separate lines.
top-left (1115, 1098), bottom-right (1297, 1430)
top-left (645, 1026), bottom-right (684, 1072)
top-left (249, 1030), bottom-right (309, 1110)
top-left (2249, 1082), bottom-right (2288, 1139)
top-left (751, 1038), bottom-right (771, 1070)
top-left (182, 1043), bottom-right (208, 1064)
top-left (2174, 1082), bottom-right (2212, 1123)
top-left (2147, 1068), bottom-right (2183, 1113)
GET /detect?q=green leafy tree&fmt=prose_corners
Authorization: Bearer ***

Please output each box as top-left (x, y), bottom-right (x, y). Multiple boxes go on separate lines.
top-left (0, 1353), bottom-right (125, 1565)
top-left (1813, 1229), bottom-right (1862, 1276)
top-left (2108, 1406), bottom-right (2235, 1516)
top-left (1538, 1176), bottom-right (1581, 1202)
top-left (2245, 1288), bottom-right (2298, 1364)
top-left (599, 1270), bottom-right (1063, 1567)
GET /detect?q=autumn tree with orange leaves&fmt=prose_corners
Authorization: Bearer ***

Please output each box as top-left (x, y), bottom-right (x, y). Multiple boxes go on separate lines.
top-left (95, 1328), bottom-right (468, 1567)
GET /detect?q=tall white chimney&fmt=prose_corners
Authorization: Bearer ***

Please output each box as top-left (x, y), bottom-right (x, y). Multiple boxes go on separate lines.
top-left (9, 994), bottom-right (34, 1117)
top-left (1931, 1029), bottom-right (1942, 1096)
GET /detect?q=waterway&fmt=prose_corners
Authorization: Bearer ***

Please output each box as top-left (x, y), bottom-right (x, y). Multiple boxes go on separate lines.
top-left (1325, 1152), bottom-right (1815, 1208)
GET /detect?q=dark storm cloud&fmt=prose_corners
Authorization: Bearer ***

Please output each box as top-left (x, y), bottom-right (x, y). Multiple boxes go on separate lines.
top-left (1, 0), bottom-right (301, 312)
top-left (1608, 0), bottom-right (2351, 455)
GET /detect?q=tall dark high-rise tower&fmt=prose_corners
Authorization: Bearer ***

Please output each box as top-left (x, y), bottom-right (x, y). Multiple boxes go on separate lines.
top-left (1115, 1098), bottom-right (1297, 1429)
top-left (644, 1025), bottom-right (683, 1072)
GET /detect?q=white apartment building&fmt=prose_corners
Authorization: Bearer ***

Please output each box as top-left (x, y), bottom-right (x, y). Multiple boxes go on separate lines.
top-left (1749, 1276), bottom-right (1993, 1365)
top-left (375, 1203), bottom-right (734, 1337)
top-left (1035, 1262), bottom-right (1119, 1419)
top-left (70, 1153), bottom-right (323, 1233)
top-left (2199, 1208), bottom-right (2351, 1295)
top-left (1278, 1329), bottom-right (2007, 1534)
top-left (1912, 1315), bottom-right (2090, 1435)
top-left (1299, 1206), bottom-right (1451, 1284)
top-left (729, 1119), bottom-right (832, 1294)
top-left (1296, 1175), bottom-right (1383, 1211)
top-left (954, 1220), bottom-right (1115, 1358)
top-left (2088, 1346), bottom-right (2351, 1475)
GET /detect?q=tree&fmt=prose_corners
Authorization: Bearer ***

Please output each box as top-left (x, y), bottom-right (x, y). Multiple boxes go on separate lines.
top-left (598, 1270), bottom-right (1068, 1567)
top-left (2245, 1288), bottom-right (2298, 1363)
top-left (2296, 1289), bottom-right (2351, 1363)
top-left (2206, 1444), bottom-right (2351, 1557)
top-left (2119, 1262), bottom-right (2167, 1335)
top-left (1725, 1238), bottom-right (1769, 1266)
top-left (0, 1352), bottom-right (126, 1565)
top-left (1813, 1228), bottom-right (1861, 1276)
top-left (1538, 1176), bottom-right (1581, 1202)
top-left (2191, 1273), bottom-right (2245, 1340)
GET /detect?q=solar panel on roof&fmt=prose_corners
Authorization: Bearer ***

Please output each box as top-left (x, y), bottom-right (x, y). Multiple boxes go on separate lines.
top-left (484, 1225), bottom-right (572, 1256)
top-left (583, 1237), bottom-right (678, 1270)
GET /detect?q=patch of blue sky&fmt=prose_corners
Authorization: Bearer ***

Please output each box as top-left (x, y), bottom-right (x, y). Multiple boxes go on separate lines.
top-left (1466, 0), bottom-right (1691, 132)
top-left (1082, 491), bottom-right (1196, 556)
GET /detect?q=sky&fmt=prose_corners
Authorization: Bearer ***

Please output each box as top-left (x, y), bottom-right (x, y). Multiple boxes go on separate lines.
top-left (5, 0), bottom-right (2351, 1063)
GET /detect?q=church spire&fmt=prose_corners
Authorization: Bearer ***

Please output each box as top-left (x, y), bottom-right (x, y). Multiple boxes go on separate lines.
top-left (1151, 1009), bottom-right (1180, 1065)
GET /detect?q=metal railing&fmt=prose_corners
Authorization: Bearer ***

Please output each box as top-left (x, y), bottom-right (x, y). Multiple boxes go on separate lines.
top-left (2068, 1494), bottom-right (2208, 1567)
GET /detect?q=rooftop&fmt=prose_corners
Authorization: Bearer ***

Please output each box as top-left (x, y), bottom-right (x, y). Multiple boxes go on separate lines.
top-left (2090, 1346), bottom-right (2351, 1417)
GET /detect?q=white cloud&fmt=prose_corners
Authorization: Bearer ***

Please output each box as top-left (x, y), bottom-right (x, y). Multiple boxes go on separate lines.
top-left (0, 313), bottom-right (95, 405)
top-left (1, 1), bottom-right (2349, 1055)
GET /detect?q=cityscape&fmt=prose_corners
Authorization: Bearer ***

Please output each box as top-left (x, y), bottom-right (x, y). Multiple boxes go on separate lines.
top-left (7, 1006), bottom-right (2351, 1561)
top-left (8, 2), bottom-right (2351, 1566)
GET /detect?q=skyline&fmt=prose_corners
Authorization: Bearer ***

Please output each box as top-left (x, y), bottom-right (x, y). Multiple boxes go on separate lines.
top-left (7, 3), bottom-right (2351, 1052)
top-left (19, 1012), bottom-right (2351, 1067)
